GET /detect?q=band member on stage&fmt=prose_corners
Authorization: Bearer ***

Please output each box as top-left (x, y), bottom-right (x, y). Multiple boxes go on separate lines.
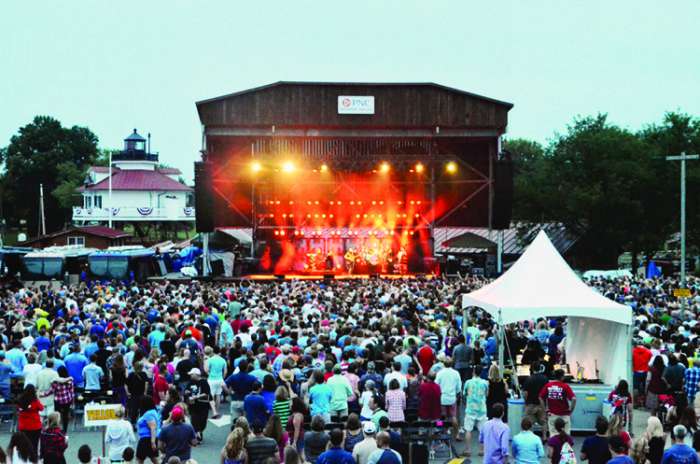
top-left (396, 246), bottom-right (408, 274)
top-left (325, 251), bottom-right (334, 270)
top-left (344, 248), bottom-right (357, 274)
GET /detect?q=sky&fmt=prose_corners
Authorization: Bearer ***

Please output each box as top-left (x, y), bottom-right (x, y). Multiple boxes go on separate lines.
top-left (2, 1), bottom-right (699, 182)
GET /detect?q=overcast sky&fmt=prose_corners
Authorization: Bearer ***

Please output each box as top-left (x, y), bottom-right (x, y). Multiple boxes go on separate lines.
top-left (2, 1), bottom-right (699, 181)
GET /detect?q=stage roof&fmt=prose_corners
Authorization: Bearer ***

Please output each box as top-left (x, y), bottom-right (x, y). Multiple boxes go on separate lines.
top-left (196, 81), bottom-right (512, 132)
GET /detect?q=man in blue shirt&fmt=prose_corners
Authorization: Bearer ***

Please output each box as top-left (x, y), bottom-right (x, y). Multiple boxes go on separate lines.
top-left (226, 359), bottom-right (257, 415)
top-left (317, 428), bottom-right (356, 464)
top-left (82, 354), bottom-right (105, 392)
top-left (512, 417), bottom-right (544, 464)
top-left (0, 352), bottom-right (12, 399)
top-left (64, 345), bottom-right (89, 388)
top-left (148, 324), bottom-right (166, 352)
top-left (243, 381), bottom-right (269, 428)
top-left (35, 330), bottom-right (52, 353)
top-left (662, 425), bottom-right (700, 464)
top-left (6, 341), bottom-right (27, 377)
top-left (309, 371), bottom-right (333, 423)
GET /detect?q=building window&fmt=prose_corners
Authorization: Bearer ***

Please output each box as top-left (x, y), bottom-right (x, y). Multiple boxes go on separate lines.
top-left (68, 236), bottom-right (85, 246)
top-left (94, 195), bottom-right (102, 208)
top-left (85, 196), bottom-right (92, 208)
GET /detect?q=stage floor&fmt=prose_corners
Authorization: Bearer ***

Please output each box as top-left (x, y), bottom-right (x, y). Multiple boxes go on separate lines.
top-left (241, 273), bottom-right (433, 280)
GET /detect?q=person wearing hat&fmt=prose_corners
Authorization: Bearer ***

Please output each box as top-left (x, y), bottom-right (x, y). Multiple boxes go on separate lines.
top-left (352, 422), bottom-right (379, 464)
top-left (184, 368), bottom-right (212, 443)
top-left (158, 406), bottom-right (197, 463)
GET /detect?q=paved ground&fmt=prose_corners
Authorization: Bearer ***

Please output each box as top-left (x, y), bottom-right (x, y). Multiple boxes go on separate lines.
top-left (2, 407), bottom-right (652, 463)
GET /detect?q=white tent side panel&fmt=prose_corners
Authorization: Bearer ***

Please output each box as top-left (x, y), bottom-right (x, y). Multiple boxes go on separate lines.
top-left (565, 317), bottom-right (629, 385)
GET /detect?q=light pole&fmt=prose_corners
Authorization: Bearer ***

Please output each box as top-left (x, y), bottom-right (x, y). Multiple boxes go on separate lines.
top-left (666, 151), bottom-right (699, 315)
top-left (108, 150), bottom-right (113, 228)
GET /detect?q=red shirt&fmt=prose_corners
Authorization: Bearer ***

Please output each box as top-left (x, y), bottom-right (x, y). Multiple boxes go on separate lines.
top-left (632, 346), bottom-right (652, 373)
top-left (152, 374), bottom-right (169, 404)
top-left (18, 399), bottom-right (44, 431)
top-left (539, 381), bottom-right (575, 416)
top-left (416, 346), bottom-right (436, 375)
top-left (418, 381), bottom-right (442, 420)
top-left (180, 326), bottom-right (202, 342)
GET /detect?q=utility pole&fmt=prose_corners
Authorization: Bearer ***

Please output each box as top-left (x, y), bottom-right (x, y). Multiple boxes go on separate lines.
top-left (39, 183), bottom-right (46, 236)
top-left (108, 149), bottom-right (113, 228)
top-left (666, 151), bottom-right (699, 316)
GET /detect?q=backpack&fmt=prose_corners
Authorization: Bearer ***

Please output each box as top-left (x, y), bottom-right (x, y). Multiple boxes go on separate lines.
top-left (559, 441), bottom-right (577, 464)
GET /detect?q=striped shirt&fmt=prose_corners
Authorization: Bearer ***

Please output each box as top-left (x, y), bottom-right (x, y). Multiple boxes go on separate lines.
top-left (272, 399), bottom-right (291, 428)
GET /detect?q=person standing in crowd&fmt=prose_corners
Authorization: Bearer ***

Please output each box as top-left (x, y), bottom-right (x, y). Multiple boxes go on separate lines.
top-left (665, 356), bottom-right (687, 411)
top-left (609, 436), bottom-right (635, 464)
top-left (245, 421), bottom-right (279, 464)
top-left (158, 406), bottom-right (197, 463)
top-left (662, 425), bottom-right (700, 464)
top-left (512, 417), bottom-right (544, 464)
top-left (685, 360), bottom-right (700, 405)
top-left (40, 412), bottom-right (68, 464)
top-left (353, 421), bottom-right (379, 464)
top-left (385, 379), bottom-right (406, 423)
top-left (316, 428), bottom-right (356, 464)
top-left (608, 380), bottom-right (633, 429)
top-left (327, 365), bottom-right (353, 419)
top-left (632, 342), bottom-right (653, 407)
top-left (539, 369), bottom-right (576, 436)
top-left (462, 366), bottom-right (489, 457)
top-left (204, 345), bottom-right (227, 418)
top-left (106, 406), bottom-right (136, 464)
top-left (244, 381), bottom-right (270, 429)
top-left (645, 416), bottom-right (666, 464)
top-left (184, 367), bottom-right (212, 443)
top-left (435, 357), bottom-right (462, 440)
top-left (309, 370), bottom-right (334, 423)
top-left (546, 417), bottom-right (574, 464)
top-left (36, 358), bottom-right (59, 417)
top-left (64, 344), bottom-right (88, 389)
top-left (127, 362), bottom-right (150, 424)
top-left (343, 414), bottom-right (364, 454)
top-left (366, 431), bottom-right (402, 464)
top-left (522, 361), bottom-right (548, 437)
top-left (226, 359), bottom-right (257, 420)
top-left (452, 335), bottom-right (473, 383)
top-left (82, 354), bottom-right (105, 394)
top-left (305, 416), bottom-right (331, 464)
top-left (7, 431), bottom-right (37, 464)
top-left (136, 396), bottom-right (161, 464)
top-left (418, 372), bottom-right (441, 421)
top-left (580, 416), bottom-right (611, 464)
top-left (17, 384), bottom-right (44, 454)
top-left (486, 364), bottom-right (509, 422)
top-left (479, 403), bottom-right (510, 464)
top-left (221, 427), bottom-right (247, 464)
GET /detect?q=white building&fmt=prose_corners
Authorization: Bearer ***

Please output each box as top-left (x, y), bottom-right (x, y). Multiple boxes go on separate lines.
top-left (73, 129), bottom-right (194, 223)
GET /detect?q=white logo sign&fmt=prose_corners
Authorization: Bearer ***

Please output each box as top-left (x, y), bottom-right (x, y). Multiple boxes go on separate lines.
top-left (337, 96), bottom-right (374, 114)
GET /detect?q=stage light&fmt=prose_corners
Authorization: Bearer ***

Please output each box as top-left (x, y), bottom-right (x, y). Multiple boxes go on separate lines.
top-left (379, 201), bottom-right (384, 205)
top-left (355, 214), bottom-right (360, 219)
top-left (282, 161), bottom-right (295, 173)
top-left (414, 213), bottom-right (420, 218)
top-left (379, 162), bottom-right (390, 174)
top-left (275, 200), bottom-right (280, 205)
top-left (279, 230), bottom-right (285, 236)
top-left (314, 200), bottom-right (319, 205)
top-left (307, 214), bottom-right (311, 218)
top-left (357, 201), bottom-right (362, 205)
top-left (251, 161), bottom-right (262, 173)
top-left (322, 214), bottom-right (326, 219)
top-left (289, 214), bottom-right (294, 218)
top-left (410, 200), bottom-right (415, 205)
top-left (329, 214), bottom-right (334, 218)
top-left (350, 201), bottom-right (355, 205)
top-left (416, 200), bottom-right (421, 205)
top-left (289, 201), bottom-right (294, 205)
top-left (320, 164), bottom-right (329, 173)
top-left (274, 231), bottom-right (279, 236)
top-left (415, 162), bottom-right (425, 173)
top-left (337, 201), bottom-right (342, 205)
top-left (330, 201), bottom-right (334, 205)
top-left (446, 161), bottom-right (457, 174)
top-left (314, 214), bottom-right (319, 218)
top-left (282, 214), bottom-right (287, 218)
top-left (269, 213), bottom-right (275, 218)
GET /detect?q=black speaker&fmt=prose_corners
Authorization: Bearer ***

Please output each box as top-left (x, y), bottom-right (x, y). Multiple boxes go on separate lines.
top-left (492, 154), bottom-right (514, 230)
top-left (194, 161), bottom-right (214, 232)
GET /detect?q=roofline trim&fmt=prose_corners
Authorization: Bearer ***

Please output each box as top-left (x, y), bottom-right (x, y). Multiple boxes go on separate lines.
top-left (196, 81), bottom-right (514, 109)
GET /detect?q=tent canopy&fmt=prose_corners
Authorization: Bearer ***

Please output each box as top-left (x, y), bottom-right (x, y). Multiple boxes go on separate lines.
top-left (462, 230), bottom-right (632, 325)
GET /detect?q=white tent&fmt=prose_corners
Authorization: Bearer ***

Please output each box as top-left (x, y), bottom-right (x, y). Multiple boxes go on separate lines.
top-left (462, 230), bottom-right (632, 385)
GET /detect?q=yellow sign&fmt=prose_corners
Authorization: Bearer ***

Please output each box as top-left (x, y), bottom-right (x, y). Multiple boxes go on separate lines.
top-left (674, 288), bottom-right (692, 298)
top-left (84, 403), bottom-right (122, 427)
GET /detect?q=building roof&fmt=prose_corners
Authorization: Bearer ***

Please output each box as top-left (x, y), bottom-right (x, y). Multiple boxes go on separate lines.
top-left (197, 81), bottom-right (514, 108)
top-left (21, 226), bottom-right (132, 245)
top-left (125, 129), bottom-right (146, 142)
top-left (80, 169), bottom-right (191, 192)
top-left (89, 166), bottom-right (182, 175)
top-left (157, 167), bottom-right (183, 175)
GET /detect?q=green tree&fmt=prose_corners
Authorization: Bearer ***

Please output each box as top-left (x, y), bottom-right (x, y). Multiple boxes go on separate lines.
top-left (0, 116), bottom-right (99, 234)
top-left (512, 114), bottom-right (674, 267)
top-left (504, 138), bottom-right (547, 221)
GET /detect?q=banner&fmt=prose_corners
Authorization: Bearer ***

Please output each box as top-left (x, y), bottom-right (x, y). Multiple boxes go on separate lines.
top-left (84, 403), bottom-right (122, 427)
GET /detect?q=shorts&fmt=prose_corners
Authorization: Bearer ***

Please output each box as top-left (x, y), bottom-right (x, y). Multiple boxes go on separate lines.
top-left (208, 379), bottom-right (225, 396)
top-left (463, 414), bottom-right (487, 432)
top-left (442, 404), bottom-right (457, 419)
top-left (547, 414), bottom-right (571, 436)
top-left (230, 400), bottom-right (244, 420)
top-left (136, 437), bottom-right (157, 461)
top-left (524, 404), bottom-right (546, 426)
top-left (633, 372), bottom-right (647, 394)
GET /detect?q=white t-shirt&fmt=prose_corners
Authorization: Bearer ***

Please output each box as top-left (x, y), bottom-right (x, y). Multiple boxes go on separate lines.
top-left (435, 367), bottom-right (462, 405)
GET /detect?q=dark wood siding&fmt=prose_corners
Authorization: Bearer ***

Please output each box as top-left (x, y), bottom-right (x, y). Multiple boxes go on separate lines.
top-left (197, 83), bottom-right (510, 130)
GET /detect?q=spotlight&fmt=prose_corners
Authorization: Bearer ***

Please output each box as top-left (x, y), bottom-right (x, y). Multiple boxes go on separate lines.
top-left (279, 230), bottom-right (285, 236)
top-left (320, 164), bottom-right (329, 173)
top-left (251, 161), bottom-right (262, 173)
top-left (415, 162), bottom-right (425, 173)
top-left (379, 162), bottom-right (390, 174)
top-left (446, 161), bottom-right (457, 174)
top-left (282, 161), bottom-right (295, 173)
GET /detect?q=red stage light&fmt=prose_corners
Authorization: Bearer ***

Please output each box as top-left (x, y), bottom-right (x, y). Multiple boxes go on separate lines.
top-left (415, 162), bottom-right (425, 173)
top-left (322, 214), bottom-right (326, 218)
top-left (320, 164), bottom-right (329, 173)
top-left (410, 200), bottom-right (415, 205)
top-left (415, 213), bottom-right (420, 217)
top-left (329, 214), bottom-right (334, 218)
top-left (289, 214), bottom-right (294, 218)
top-left (275, 200), bottom-right (281, 205)
top-left (350, 201), bottom-right (355, 205)
top-left (269, 213), bottom-right (275, 218)
top-left (289, 201), bottom-right (294, 205)
top-left (274, 231), bottom-right (279, 236)
top-left (417, 200), bottom-right (422, 205)
top-left (307, 201), bottom-right (312, 205)
top-left (379, 162), bottom-right (390, 173)
top-left (379, 201), bottom-right (384, 205)
top-left (279, 230), bottom-right (285, 236)
top-left (306, 214), bottom-right (311, 218)
top-left (330, 201), bottom-right (334, 205)
top-left (337, 201), bottom-right (342, 205)
top-left (282, 214), bottom-right (287, 218)
top-left (372, 201), bottom-right (376, 205)
top-left (314, 214), bottom-right (319, 218)
top-left (355, 214), bottom-right (360, 218)
top-left (314, 200), bottom-right (319, 205)
top-left (357, 201), bottom-right (362, 205)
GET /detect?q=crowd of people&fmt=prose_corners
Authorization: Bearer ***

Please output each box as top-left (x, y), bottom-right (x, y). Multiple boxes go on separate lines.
top-left (0, 273), bottom-right (697, 464)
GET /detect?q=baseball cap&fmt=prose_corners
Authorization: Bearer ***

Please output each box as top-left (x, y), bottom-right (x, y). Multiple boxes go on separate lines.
top-left (362, 422), bottom-right (376, 434)
top-left (171, 406), bottom-right (184, 421)
top-left (188, 368), bottom-right (201, 376)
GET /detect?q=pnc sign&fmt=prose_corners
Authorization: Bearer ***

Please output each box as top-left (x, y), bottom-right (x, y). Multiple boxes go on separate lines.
top-left (337, 96), bottom-right (374, 114)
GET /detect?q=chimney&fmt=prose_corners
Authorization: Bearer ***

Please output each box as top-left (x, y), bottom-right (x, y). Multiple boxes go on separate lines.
top-left (147, 133), bottom-right (151, 154)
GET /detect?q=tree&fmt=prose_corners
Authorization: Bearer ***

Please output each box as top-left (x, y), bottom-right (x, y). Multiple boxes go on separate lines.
top-left (0, 116), bottom-right (99, 234)
top-left (504, 138), bottom-right (547, 221)
top-left (511, 114), bottom-right (674, 267)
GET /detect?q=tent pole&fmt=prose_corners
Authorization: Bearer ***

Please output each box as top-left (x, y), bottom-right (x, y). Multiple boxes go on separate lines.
top-left (498, 309), bottom-right (504, 376)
